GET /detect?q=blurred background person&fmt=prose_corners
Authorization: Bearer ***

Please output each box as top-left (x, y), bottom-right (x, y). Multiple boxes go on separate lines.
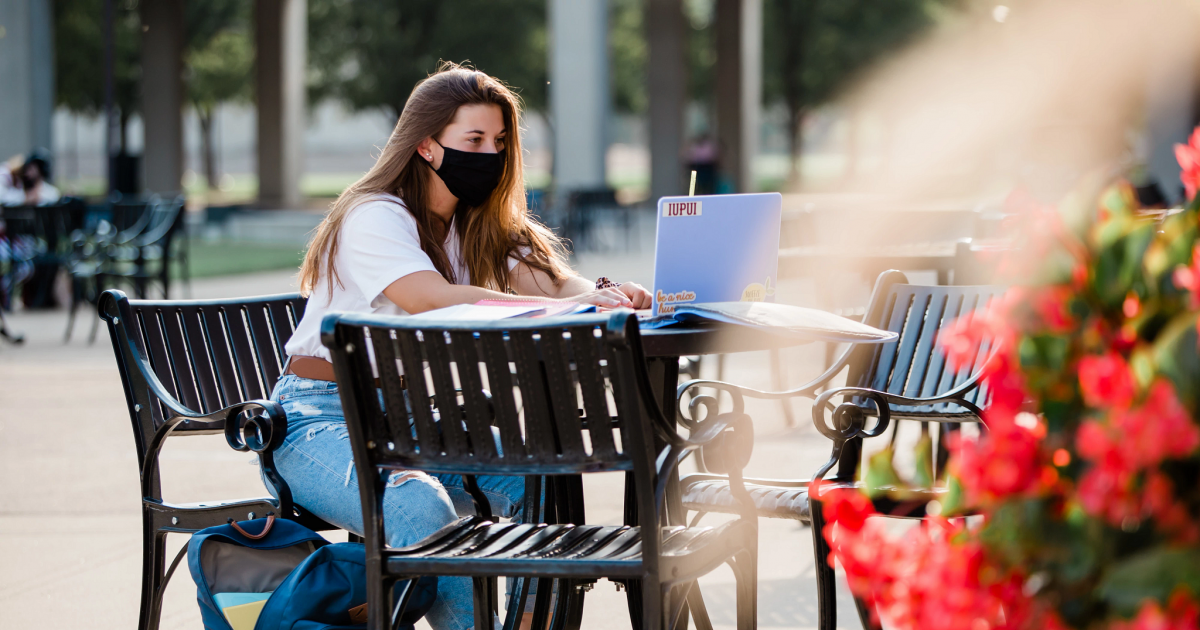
top-left (686, 133), bottom-right (718, 195)
top-left (17, 153), bottom-right (60, 206)
top-left (0, 155), bottom-right (26, 206)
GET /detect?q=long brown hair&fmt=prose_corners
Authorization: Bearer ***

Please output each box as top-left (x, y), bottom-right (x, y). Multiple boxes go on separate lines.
top-left (299, 62), bottom-right (570, 297)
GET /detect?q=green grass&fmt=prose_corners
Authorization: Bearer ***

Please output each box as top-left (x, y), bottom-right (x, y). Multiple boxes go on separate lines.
top-left (177, 239), bottom-right (305, 280)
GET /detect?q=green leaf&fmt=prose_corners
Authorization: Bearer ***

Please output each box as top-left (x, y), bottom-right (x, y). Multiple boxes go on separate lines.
top-left (912, 432), bottom-right (934, 489)
top-left (1129, 346), bottom-right (1157, 391)
top-left (1096, 548), bottom-right (1200, 615)
top-left (941, 474), bottom-right (967, 516)
top-left (1152, 311), bottom-right (1200, 409)
top-left (864, 447), bottom-right (902, 499)
top-left (1094, 224), bottom-right (1156, 309)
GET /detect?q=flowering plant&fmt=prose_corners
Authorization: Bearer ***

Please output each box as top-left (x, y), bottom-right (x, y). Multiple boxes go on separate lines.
top-left (818, 129), bottom-right (1200, 630)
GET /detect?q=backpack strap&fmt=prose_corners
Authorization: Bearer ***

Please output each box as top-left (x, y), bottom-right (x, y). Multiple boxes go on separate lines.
top-left (227, 514), bottom-right (275, 540)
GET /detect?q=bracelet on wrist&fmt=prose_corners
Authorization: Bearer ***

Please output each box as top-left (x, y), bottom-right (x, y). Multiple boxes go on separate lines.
top-left (595, 277), bottom-right (622, 290)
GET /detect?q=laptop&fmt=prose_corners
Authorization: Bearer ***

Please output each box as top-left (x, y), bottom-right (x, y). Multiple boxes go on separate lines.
top-left (651, 192), bottom-right (783, 316)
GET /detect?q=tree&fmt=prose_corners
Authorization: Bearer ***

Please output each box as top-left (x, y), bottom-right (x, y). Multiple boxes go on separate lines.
top-left (308, 0), bottom-right (547, 121)
top-left (610, 0), bottom-right (647, 114)
top-left (186, 30), bottom-right (252, 189)
top-left (54, 0), bottom-right (141, 152)
top-left (184, 0), bottom-right (251, 190)
top-left (607, 0), bottom-right (717, 115)
top-left (763, 0), bottom-right (943, 184)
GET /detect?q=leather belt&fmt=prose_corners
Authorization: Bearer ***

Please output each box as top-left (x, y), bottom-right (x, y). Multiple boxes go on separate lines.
top-left (285, 355), bottom-right (402, 389)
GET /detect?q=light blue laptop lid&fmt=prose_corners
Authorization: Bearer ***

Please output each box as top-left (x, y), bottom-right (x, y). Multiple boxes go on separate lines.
top-left (652, 192), bottom-right (783, 316)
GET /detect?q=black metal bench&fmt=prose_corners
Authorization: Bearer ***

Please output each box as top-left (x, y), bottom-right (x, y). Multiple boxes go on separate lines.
top-left (325, 310), bottom-right (760, 630)
top-left (68, 195), bottom-right (191, 343)
top-left (677, 271), bottom-right (1002, 630)
top-left (99, 289), bottom-right (338, 630)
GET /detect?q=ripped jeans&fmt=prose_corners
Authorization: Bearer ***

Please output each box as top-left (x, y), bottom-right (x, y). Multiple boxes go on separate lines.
top-left (266, 374), bottom-right (530, 630)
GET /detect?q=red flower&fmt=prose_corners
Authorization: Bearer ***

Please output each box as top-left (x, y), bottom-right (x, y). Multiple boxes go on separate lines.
top-left (952, 421), bottom-right (1045, 504)
top-left (940, 316), bottom-right (986, 373)
top-left (821, 512), bottom-right (1033, 630)
top-left (1140, 473), bottom-right (1199, 543)
top-left (1175, 127), bottom-right (1200, 201)
top-left (1173, 245), bottom-right (1200, 309)
top-left (1032, 287), bottom-right (1077, 332)
top-left (816, 484), bottom-right (875, 533)
top-left (1077, 460), bottom-right (1138, 525)
top-left (1109, 589), bottom-right (1200, 630)
top-left (1124, 293), bottom-right (1141, 318)
top-left (1078, 352), bottom-right (1137, 409)
top-left (1111, 380), bottom-right (1200, 467)
top-left (1076, 381), bottom-right (1200, 527)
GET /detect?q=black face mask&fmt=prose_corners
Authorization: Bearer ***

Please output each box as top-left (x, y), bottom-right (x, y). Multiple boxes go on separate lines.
top-left (423, 140), bottom-right (505, 207)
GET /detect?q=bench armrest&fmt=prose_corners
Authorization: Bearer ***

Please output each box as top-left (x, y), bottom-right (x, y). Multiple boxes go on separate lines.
top-left (675, 343), bottom-right (856, 422)
top-left (653, 411), bottom-right (756, 522)
top-left (101, 289), bottom-right (294, 517)
top-left (805, 377), bottom-right (986, 484)
top-left (812, 374), bottom-right (986, 437)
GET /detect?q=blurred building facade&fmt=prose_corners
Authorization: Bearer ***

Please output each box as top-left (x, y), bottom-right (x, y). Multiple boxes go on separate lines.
top-left (0, 0), bottom-right (54, 161)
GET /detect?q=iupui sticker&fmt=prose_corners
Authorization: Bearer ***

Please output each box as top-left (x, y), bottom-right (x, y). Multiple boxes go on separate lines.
top-left (662, 200), bottom-right (702, 217)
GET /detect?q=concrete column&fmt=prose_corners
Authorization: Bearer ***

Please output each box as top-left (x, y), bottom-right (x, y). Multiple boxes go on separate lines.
top-left (0, 0), bottom-right (54, 160)
top-left (646, 0), bottom-right (687, 200)
top-left (549, 0), bottom-right (608, 194)
top-left (256, 0), bottom-right (307, 209)
top-left (714, 0), bottom-right (762, 193)
top-left (140, 0), bottom-right (185, 193)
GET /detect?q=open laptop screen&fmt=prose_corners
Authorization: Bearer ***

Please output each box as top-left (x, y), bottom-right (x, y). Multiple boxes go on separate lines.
top-left (652, 192), bottom-right (783, 316)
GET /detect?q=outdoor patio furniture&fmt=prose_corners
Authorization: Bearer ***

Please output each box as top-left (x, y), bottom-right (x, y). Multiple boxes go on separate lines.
top-left (676, 271), bottom-right (1003, 630)
top-left (103, 194), bottom-right (190, 299)
top-left (64, 195), bottom-right (157, 341)
top-left (66, 195), bottom-right (190, 343)
top-left (0, 198), bottom-right (87, 310)
top-left (563, 188), bottom-right (635, 251)
top-left (99, 289), bottom-right (341, 630)
top-left (323, 311), bottom-right (760, 630)
top-left (108, 192), bottom-right (155, 231)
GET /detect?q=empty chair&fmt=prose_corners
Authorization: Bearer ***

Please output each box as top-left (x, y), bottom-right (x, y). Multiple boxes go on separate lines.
top-left (103, 194), bottom-right (189, 299)
top-left (677, 271), bottom-right (1003, 630)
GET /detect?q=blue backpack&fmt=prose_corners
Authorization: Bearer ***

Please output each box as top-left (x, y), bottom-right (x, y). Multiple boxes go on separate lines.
top-left (187, 516), bottom-right (437, 630)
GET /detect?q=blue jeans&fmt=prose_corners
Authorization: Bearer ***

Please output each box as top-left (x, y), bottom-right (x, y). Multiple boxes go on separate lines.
top-left (265, 374), bottom-right (530, 630)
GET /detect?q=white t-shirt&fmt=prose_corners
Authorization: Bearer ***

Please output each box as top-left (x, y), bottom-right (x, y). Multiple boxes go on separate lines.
top-left (286, 193), bottom-right (520, 362)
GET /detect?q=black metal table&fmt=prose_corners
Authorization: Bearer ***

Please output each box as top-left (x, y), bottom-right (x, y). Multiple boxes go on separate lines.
top-left (527, 322), bottom-right (817, 630)
top-left (620, 323), bottom-right (817, 630)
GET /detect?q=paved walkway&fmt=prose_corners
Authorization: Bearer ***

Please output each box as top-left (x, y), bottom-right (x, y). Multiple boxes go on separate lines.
top-left (0, 263), bottom-right (861, 629)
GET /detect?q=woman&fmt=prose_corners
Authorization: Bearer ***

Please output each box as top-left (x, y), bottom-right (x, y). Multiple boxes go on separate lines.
top-left (268, 63), bottom-right (651, 630)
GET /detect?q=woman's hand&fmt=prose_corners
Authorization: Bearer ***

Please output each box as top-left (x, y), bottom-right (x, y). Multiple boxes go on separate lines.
top-left (617, 282), bottom-right (652, 309)
top-left (573, 287), bottom-right (634, 309)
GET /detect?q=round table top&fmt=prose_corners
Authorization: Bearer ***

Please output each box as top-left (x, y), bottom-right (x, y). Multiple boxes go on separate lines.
top-left (638, 322), bottom-right (814, 358)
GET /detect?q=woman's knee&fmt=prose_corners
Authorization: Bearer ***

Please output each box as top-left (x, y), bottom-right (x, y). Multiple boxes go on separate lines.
top-left (382, 471), bottom-right (460, 547)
